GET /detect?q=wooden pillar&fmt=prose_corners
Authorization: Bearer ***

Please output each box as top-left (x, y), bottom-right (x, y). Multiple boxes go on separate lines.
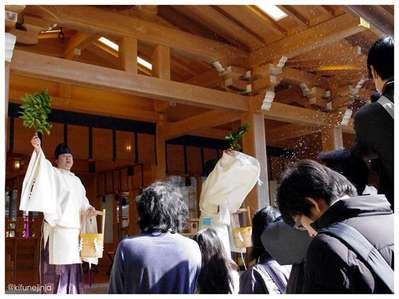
top-left (241, 112), bottom-right (270, 214)
top-left (120, 37), bottom-right (138, 74)
top-left (5, 33), bottom-right (16, 162)
top-left (152, 44), bottom-right (171, 180)
top-left (321, 126), bottom-right (343, 151)
top-left (154, 114), bottom-right (167, 179)
top-left (5, 33), bottom-right (16, 123)
top-left (152, 45), bottom-right (170, 80)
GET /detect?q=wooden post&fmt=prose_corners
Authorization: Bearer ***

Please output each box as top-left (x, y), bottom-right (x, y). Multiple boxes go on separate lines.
top-left (5, 33), bottom-right (16, 123)
top-left (154, 114), bottom-right (167, 179)
top-left (241, 112), bottom-right (270, 214)
top-left (5, 33), bottom-right (16, 161)
top-left (152, 45), bottom-right (170, 80)
top-left (120, 37), bottom-right (138, 74)
top-left (152, 44), bottom-right (170, 180)
top-left (321, 126), bottom-right (343, 151)
top-left (5, 62), bottom-right (11, 121)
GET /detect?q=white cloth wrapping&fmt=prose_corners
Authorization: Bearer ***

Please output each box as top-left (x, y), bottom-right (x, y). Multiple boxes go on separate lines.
top-left (20, 149), bottom-right (56, 214)
top-left (20, 149), bottom-right (97, 265)
top-left (199, 151), bottom-right (260, 256)
top-left (199, 151), bottom-right (261, 225)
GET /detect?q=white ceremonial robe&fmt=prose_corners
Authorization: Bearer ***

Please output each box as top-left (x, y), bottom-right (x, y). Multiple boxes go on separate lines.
top-left (199, 150), bottom-right (260, 255)
top-left (20, 149), bottom-right (97, 265)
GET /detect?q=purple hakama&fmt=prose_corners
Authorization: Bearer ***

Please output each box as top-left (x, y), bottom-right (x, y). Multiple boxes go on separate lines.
top-left (40, 243), bottom-right (85, 294)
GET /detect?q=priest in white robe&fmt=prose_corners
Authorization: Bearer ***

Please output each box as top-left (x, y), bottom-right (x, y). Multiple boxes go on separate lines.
top-left (20, 134), bottom-right (97, 294)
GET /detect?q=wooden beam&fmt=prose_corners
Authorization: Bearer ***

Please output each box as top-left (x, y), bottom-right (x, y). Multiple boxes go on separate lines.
top-left (279, 5), bottom-right (310, 26)
top-left (320, 6), bottom-right (337, 17)
top-left (9, 88), bottom-right (158, 122)
top-left (275, 86), bottom-right (310, 107)
top-left (58, 83), bottom-right (72, 98)
top-left (346, 5), bottom-right (394, 36)
top-left (158, 6), bottom-right (230, 43)
top-left (11, 50), bottom-right (249, 111)
top-left (216, 6), bottom-right (285, 44)
top-left (178, 6), bottom-right (264, 50)
top-left (190, 127), bottom-right (229, 140)
top-left (64, 32), bottom-right (99, 59)
top-left (11, 50), bottom-right (357, 130)
top-left (321, 126), bottom-right (344, 151)
top-left (249, 95), bottom-right (338, 126)
top-left (84, 43), bottom-right (122, 69)
top-left (241, 112), bottom-right (270, 212)
top-left (282, 67), bottom-right (329, 88)
top-left (252, 65), bottom-right (330, 92)
top-left (163, 110), bottom-right (242, 140)
top-left (247, 6), bottom-right (288, 37)
top-left (120, 37), bottom-right (138, 74)
top-left (34, 5), bottom-right (249, 65)
top-left (249, 13), bottom-right (368, 66)
top-left (266, 124), bottom-right (320, 143)
top-left (185, 69), bottom-right (221, 88)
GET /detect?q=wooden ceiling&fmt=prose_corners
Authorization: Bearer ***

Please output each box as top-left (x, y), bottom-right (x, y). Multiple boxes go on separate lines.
top-left (7, 5), bottom-right (393, 138)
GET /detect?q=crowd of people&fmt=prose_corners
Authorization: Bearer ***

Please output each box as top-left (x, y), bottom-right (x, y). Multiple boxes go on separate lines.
top-left (108, 36), bottom-right (394, 294)
top-left (22, 35), bottom-right (393, 294)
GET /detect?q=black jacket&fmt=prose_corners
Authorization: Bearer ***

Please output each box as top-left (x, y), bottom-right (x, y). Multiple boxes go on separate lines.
top-left (353, 82), bottom-right (394, 209)
top-left (304, 195), bottom-right (394, 294)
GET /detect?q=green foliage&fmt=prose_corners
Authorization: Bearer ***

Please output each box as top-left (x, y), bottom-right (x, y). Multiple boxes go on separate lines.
top-left (225, 124), bottom-right (249, 151)
top-left (19, 90), bottom-right (52, 135)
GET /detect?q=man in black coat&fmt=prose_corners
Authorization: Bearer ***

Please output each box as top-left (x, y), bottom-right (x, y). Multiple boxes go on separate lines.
top-left (352, 36), bottom-right (394, 209)
top-left (277, 160), bottom-right (394, 293)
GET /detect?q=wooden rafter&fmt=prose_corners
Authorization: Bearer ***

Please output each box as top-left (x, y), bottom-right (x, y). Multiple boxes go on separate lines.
top-left (246, 6), bottom-right (287, 37)
top-left (64, 32), bottom-right (99, 59)
top-left (31, 5), bottom-right (249, 66)
top-left (249, 13), bottom-right (368, 66)
top-left (279, 5), bottom-right (310, 27)
top-left (173, 6), bottom-right (261, 51)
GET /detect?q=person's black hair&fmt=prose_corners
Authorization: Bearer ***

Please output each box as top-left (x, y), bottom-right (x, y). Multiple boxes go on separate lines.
top-left (193, 228), bottom-right (235, 294)
top-left (251, 206), bottom-right (281, 261)
top-left (136, 181), bottom-right (188, 233)
top-left (54, 143), bottom-right (72, 159)
top-left (277, 159), bottom-right (357, 226)
top-left (318, 148), bottom-right (369, 195)
top-left (367, 36), bottom-right (394, 80)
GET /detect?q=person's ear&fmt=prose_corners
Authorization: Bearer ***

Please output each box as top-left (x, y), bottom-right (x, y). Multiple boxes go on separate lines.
top-left (304, 197), bottom-right (322, 219)
top-left (371, 66), bottom-right (378, 81)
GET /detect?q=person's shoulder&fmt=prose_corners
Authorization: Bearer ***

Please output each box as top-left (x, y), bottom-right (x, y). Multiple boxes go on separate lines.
top-left (119, 234), bottom-right (146, 246)
top-left (173, 233), bottom-right (201, 248)
top-left (307, 233), bottom-right (350, 265)
top-left (355, 102), bottom-right (386, 121)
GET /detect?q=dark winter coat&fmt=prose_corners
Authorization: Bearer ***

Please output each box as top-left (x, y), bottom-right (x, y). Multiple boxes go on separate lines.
top-left (353, 82), bottom-right (394, 209)
top-left (304, 195), bottom-right (394, 293)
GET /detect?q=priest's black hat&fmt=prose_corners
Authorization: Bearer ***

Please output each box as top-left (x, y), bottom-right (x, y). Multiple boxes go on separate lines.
top-left (54, 143), bottom-right (73, 159)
